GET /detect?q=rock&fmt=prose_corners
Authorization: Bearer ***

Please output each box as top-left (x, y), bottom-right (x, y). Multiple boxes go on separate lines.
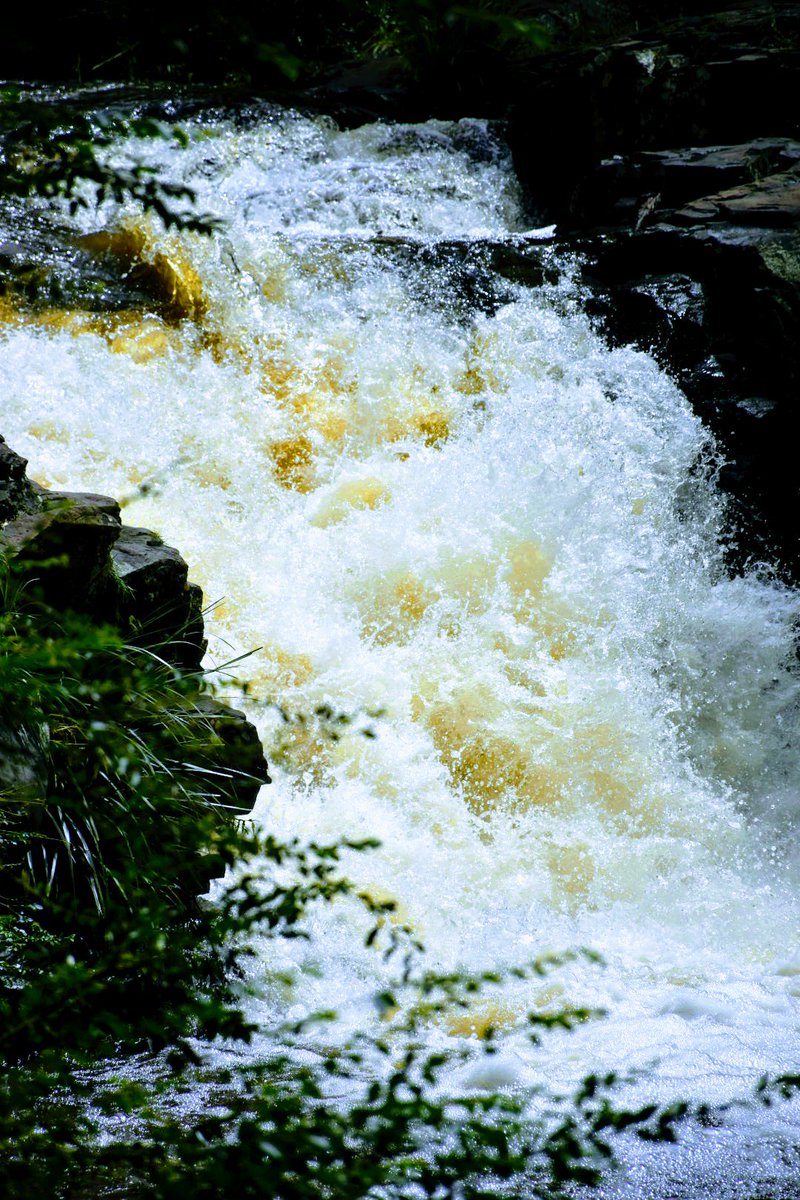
top-left (367, 234), bottom-right (557, 320)
top-left (179, 695), bottom-right (270, 815)
top-left (574, 140), bottom-right (800, 229)
top-left (0, 480), bottom-right (211, 653)
top-left (0, 721), bottom-right (48, 804)
top-left (78, 224), bottom-right (207, 324)
top-left (579, 221), bottom-right (800, 570)
top-left (674, 169), bottom-right (800, 227)
top-left (0, 493), bottom-right (122, 615)
top-left (0, 436), bottom-right (42, 523)
top-left (504, 4), bottom-right (800, 575)
top-left (0, 436), bottom-right (270, 900)
top-left (0, 451), bottom-right (206, 660)
top-left (507, 4), bottom-right (800, 225)
top-left (111, 526), bottom-right (206, 669)
top-left (39, 487), bottom-right (122, 521)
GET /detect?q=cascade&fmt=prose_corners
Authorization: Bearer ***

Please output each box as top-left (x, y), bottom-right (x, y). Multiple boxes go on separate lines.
top-left (2, 104), bottom-right (799, 1195)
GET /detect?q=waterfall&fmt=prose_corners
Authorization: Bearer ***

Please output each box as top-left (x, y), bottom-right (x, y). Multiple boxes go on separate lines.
top-left (2, 103), bottom-right (799, 1195)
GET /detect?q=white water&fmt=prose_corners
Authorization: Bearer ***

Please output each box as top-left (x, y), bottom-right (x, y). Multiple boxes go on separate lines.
top-left (2, 105), bottom-right (800, 1194)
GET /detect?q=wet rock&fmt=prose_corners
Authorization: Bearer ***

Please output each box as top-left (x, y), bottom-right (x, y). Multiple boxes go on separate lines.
top-left (575, 140), bottom-right (800, 229)
top-left (508, 5), bottom-right (800, 225)
top-left (366, 233), bottom-right (557, 320)
top-left (579, 222), bottom-right (800, 570)
top-left (0, 721), bottom-right (48, 804)
top-left (0, 492), bottom-right (122, 615)
top-left (78, 225), bottom-right (207, 324)
top-left (674, 169), bottom-right (800, 227)
top-left (0, 437), bottom-right (270, 890)
top-left (111, 526), bottom-right (206, 669)
top-left (506, 5), bottom-right (800, 575)
top-left (0, 436), bottom-right (41, 522)
top-left (374, 118), bottom-right (508, 165)
top-left (180, 695), bottom-right (270, 816)
top-left (0, 205), bottom-right (168, 315)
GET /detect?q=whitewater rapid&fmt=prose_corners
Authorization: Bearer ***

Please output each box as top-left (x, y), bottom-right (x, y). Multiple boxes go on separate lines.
top-left (2, 103), bottom-right (799, 1194)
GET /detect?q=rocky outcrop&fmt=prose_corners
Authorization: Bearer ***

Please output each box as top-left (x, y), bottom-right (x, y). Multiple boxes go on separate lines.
top-left (1, 487), bottom-right (122, 617)
top-left (111, 525), bottom-right (206, 669)
top-left (0, 439), bottom-right (269, 889)
top-left (0, 436), bottom-right (40, 522)
top-left (507, 4), bottom-right (800, 227)
top-left (507, 3), bottom-right (800, 575)
top-left (0, 465), bottom-right (211, 671)
top-left (579, 219), bottom-right (800, 571)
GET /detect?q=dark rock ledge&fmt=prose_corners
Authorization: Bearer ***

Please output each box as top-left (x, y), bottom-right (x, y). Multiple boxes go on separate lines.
top-left (506, 2), bottom-right (800, 576)
top-left (0, 435), bottom-right (269, 858)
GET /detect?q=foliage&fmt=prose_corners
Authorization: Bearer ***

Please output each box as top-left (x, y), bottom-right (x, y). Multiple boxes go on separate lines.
top-left (0, 86), bottom-right (219, 234)
top-left (0, 2), bottom-right (720, 97)
top-left (0, 1), bottom-right (365, 86)
top-left (366, 0), bottom-right (548, 80)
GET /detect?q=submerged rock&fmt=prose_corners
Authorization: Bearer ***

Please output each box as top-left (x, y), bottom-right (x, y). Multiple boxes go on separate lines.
top-left (78, 223), bottom-right (208, 324)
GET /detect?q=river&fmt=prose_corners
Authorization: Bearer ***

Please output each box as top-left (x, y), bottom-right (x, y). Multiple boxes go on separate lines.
top-left (2, 100), bottom-right (799, 1196)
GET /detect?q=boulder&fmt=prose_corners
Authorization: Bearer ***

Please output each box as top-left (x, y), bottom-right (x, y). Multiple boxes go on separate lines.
top-left (175, 695), bottom-right (270, 816)
top-left (0, 439), bottom-right (269, 872)
top-left (112, 526), bottom-right (206, 669)
top-left (0, 492), bottom-right (122, 615)
top-left (0, 436), bottom-right (42, 523)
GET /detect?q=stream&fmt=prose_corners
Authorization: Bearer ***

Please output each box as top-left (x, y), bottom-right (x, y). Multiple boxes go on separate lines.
top-left (2, 100), bottom-right (800, 1196)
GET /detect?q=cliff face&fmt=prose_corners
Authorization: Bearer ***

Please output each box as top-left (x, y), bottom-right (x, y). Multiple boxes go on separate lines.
top-left (0, 435), bottom-right (269, 898)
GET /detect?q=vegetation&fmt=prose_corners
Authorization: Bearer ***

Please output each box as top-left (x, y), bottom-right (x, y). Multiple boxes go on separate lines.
top-left (0, 85), bottom-right (220, 239)
top-left (0, 3), bottom-right (726, 100)
top-left (0, 2), bottom-right (544, 89)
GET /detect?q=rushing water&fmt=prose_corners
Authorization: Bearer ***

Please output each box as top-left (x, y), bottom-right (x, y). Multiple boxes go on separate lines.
top-left (2, 103), bottom-right (800, 1194)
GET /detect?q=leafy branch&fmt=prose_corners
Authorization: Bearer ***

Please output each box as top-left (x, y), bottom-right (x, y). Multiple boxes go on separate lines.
top-left (0, 87), bottom-right (218, 233)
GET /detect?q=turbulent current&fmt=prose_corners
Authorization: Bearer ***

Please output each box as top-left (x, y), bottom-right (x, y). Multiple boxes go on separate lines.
top-left (2, 104), bottom-right (800, 1195)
